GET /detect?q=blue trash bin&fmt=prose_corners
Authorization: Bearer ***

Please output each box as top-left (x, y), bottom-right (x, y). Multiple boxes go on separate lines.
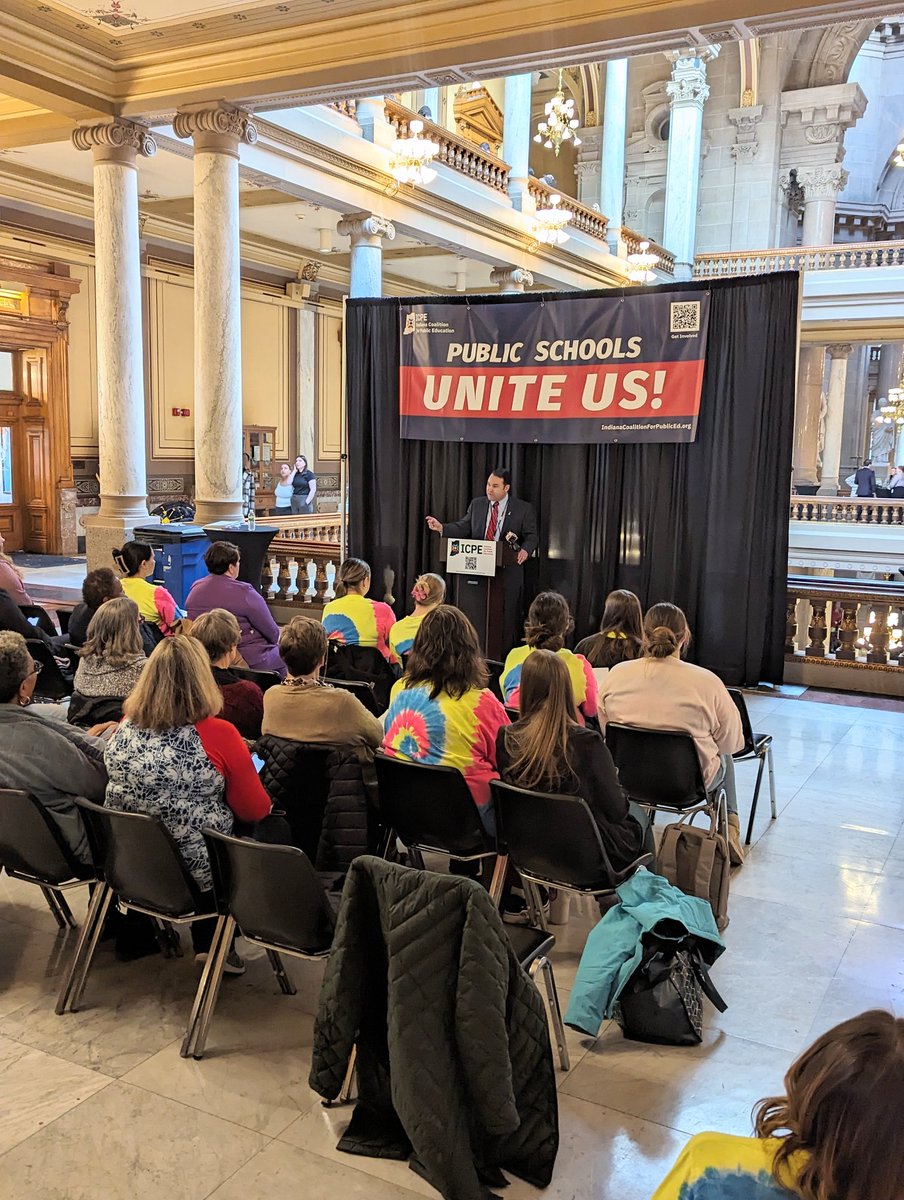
top-left (133, 524), bottom-right (209, 610)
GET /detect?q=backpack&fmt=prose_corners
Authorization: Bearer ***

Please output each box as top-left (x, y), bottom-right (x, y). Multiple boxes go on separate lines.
top-left (657, 808), bottom-right (731, 931)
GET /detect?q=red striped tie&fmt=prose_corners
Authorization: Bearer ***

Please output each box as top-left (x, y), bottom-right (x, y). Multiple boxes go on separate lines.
top-left (486, 501), bottom-right (499, 540)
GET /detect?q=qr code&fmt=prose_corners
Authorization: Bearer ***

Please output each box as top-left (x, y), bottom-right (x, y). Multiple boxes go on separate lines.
top-left (465, 556), bottom-right (478, 571)
top-left (670, 301), bottom-right (701, 333)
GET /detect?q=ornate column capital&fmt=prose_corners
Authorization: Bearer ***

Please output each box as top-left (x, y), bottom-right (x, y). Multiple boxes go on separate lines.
top-left (826, 343), bottom-right (853, 360)
top-left (337, 212), bottom-right (396, 245)
top-left (173, 102), bottom-right (258, 157)
top-left (664, 45), bottom-right (720, 108)
top-left (727, 103), bottom-right (764, 162)
top-left (797, 164), bottom-right (849, 201)
top-left (490, 266), bottom-right (533, 292)
top-left (72, 118), bottom-right (156, 166)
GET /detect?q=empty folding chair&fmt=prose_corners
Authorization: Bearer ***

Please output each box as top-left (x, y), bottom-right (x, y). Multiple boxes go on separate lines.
top-left (0, 788), bottom-right (95, 931)
top-left (56, 798), bottom-right (219, 1019)
top-left (321, 675), bottom-right (380, 716)
top-left (230, 666), bottom-right (281, 692)
top-left (727, 688), bottom-right (777, 845)
top-left (374, 751), bottom-right (507, 903)
top-left (184, 830), bottom-right (338, 1060)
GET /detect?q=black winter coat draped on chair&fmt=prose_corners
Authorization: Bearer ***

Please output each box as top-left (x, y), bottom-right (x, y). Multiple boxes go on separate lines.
top-left (309, 856), bottom-right (559, 1200)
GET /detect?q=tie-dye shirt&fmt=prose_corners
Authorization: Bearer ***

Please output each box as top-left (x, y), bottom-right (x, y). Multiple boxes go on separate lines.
top-left (389, 612), bottom-right (425, 658)
top-left (653, 1133), bottom-right (804, 1200)
top-left (382, 679), bottom-right (510, 829)
top-left (321, 593), bottom-right (399, 663)
top-left (501, 645), bottom-right (598, 722)
top-left (120, 575), bottom-right (181, 635)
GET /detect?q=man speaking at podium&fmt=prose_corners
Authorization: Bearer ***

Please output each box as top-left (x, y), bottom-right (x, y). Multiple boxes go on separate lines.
top-left (426, 468), bottom-right (538, 654)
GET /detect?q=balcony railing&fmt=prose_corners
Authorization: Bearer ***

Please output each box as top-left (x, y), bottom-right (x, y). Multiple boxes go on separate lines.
top-left (695, 241), bottom-right (904, 278)
top-left (786, 576), bottom-right (904, 671)
top-left (255, 513), bottom-right (342, 543)
top-left (384, 99), bottom-right (510, 193)
top-left (789, 495), bottom-right (904, 525)
top-left (527, 178), bottom-right (609, 242)
top-left (614, 225), bottom-right (675, 276)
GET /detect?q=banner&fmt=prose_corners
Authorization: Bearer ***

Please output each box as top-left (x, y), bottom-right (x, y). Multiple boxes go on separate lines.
top-left (399, 290), bottom-right (711, 443)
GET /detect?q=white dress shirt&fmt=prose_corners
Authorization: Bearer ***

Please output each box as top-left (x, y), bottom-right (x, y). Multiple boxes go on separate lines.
top-left (485, 495), bottom-right (508, 540)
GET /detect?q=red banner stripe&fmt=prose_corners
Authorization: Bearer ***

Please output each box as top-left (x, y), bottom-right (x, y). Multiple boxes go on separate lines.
top-left (399, 360), bottom-right (705, 421)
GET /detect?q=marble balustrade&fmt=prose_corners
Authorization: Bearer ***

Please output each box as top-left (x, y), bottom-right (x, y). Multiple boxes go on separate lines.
top-left (786, 577), bottom-right (904, 669)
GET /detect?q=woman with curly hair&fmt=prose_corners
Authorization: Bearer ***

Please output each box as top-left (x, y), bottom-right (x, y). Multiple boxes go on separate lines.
top-left (500, 591), bottom-right (597, 722)
top-left (381, 605), bottom-right (509, 832)
top-left (653, 1009), bottom-right (904, 1200)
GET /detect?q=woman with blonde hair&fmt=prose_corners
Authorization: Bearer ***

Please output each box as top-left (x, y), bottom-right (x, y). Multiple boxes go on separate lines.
top-left (501, 591), bottom-right (597, 722)
top-left (191, 608), bottom-right (263, 740)
top-left (105, 636), bottom-right (271, 970)
top-left (599, 601), bottom-right (745, 864)
top-left (69, 597), bottom-right (145, 727)
top-left (321, 557), bottom-right (398, 664)
top-left (654, 1009), bottom-right (904, 1200)
top-left (389, 572), bottom-right (446, 658)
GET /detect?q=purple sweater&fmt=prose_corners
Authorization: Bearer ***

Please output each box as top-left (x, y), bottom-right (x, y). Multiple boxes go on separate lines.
top-left (186, 573), bottom-right (285, 676)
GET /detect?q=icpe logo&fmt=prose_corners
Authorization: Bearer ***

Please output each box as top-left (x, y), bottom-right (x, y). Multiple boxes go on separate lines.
top-left (449, 540), bottom-right (460, 556)
top-left (403, 312), bottom-right (428, 335)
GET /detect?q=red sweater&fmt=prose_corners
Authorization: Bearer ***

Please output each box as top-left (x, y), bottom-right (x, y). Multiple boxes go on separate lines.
top-left (195, 716), bottom-right (270, 823)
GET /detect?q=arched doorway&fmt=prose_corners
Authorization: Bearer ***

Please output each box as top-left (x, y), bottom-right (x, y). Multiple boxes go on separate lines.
top-left (0, 262), bottom-right (79, 554)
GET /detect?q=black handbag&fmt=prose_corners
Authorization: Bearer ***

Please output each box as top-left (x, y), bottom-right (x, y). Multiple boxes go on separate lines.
top-left (615, 936), bottom-right (727, 1046)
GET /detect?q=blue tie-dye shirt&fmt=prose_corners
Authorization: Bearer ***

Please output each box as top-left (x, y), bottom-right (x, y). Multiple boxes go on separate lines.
top-left (653, 1133), bottom-right (804, 1200)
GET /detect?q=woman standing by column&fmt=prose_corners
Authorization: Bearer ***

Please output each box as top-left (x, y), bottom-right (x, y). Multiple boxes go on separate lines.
top-left (289, 455), bottom-right (317, 515)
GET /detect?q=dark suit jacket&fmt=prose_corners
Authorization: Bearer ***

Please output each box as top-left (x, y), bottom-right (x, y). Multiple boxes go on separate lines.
top-left (854, 467), bottom-right (876, 498)
top-left (442, 495), bottom-right (539, 556)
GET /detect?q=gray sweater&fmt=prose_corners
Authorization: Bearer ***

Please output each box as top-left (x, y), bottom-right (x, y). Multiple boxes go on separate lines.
top-left (0, 706), bottom-right (107, 864)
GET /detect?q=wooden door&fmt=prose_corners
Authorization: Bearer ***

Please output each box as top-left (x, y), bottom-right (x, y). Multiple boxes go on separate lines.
top-left (0, 348), bottom-right (52, 553)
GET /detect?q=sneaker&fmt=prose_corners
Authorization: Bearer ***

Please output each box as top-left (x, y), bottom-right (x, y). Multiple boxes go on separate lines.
top-left (503, 888), bottom-right (550, 926)
top-left (194, 951), bottom-right (246, 976)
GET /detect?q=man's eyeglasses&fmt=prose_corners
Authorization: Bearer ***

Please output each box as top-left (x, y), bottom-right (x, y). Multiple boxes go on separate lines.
top-left (30, 660), bottom-right (43, 676)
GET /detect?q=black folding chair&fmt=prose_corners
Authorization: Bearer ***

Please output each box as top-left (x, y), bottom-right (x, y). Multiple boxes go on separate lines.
top-left (19, 603), bottom-right (59, 637)
top-left (56, 799), bottom-right (217, 1019)
top-left (727, 688), bottom-right (777, 845)
top-left (0, 789), bottom-right (94, 931)
top-left (604, 723), bottom-right (727, 831)
top-left (183, 830), bottom-right (338, 1060)
top-left (374, 752), bottom-right (507, 903)
top-left (322, 675), bottom-right (381, 716)
top-left (231, 666), bottom-right (281, 693)
top-left (26, 638), bottom-right (73, 700)
top-left (485, 658), bottom-right (505, 701)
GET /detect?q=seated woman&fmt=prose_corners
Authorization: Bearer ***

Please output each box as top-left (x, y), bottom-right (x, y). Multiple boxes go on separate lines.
top-left (501, 591), bottom-right (597, 722)
top-left (389, 572), bottom-right (446, 659)
top-left (598, 601), bottom-right (745, 864)
top-left (185, 541), bottom-right (284, 676)
top-left (69, 597), bottom-right (146, 727)
top-left (0, 530), bottom-right (34, 605)
top-left (113, 542), bottom-right (181, 637)
top-left (263, 615), bottom-right (383, 748)
top-left (574, 589), bottom-right (643, 675)
top-left (381, 605), bottom-right (509, 832)
top-left (653, 1009), bottom-right (904, 1200)
top-left (104, 636), bottom-right (271, 967)
top-left (65, 568), bottom-right (124, 649)
top-left (497, 650), bottom-right (650, 873)
top-left (322, 557), bottom-right (398, 665)
top-left (191, 609), bottom-right (264, 741)
top-left (0, 630), bottom-right (107, 865)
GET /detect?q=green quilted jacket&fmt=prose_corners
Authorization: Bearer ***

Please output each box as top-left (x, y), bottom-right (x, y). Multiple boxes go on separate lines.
top-left (309, 856), bottom-right (559, 1200)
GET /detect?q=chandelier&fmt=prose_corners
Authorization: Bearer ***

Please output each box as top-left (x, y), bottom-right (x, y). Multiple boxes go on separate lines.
top-left (877, 384), bottom-right (904, 427)
top-left (534, 69), bottom-right (582, 156)
top-left (895, 137), bottom-right (904, 167)
top-left (389, 119), bottom-right (439, 186)
top-left (626, 240), bottom-right (660, 284)
top-left (534, 193), bottom-right (571, 245)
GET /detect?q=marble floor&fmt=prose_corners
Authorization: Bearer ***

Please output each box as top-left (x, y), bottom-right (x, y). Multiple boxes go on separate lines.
top-left (1, 689), bottom-right (903, 1199)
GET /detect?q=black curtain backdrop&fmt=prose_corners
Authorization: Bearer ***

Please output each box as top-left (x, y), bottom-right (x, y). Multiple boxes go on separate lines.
top-left (347, 273), bottom-right (798, 686)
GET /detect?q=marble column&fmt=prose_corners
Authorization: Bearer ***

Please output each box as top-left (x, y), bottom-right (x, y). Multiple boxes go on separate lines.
top-left (876, 342), bottom-right (904, 403)
top-left (793, 344), bottom-right (826, 487)
top-left (819, 344), bottom-right (852, 494)
top-left (337, 213), bottom-right (396, 297)
top-left (173, 103), bottom-right (256, 524)
top-left (798, 165), bottom-right (848, 247)
top-left (600, 58), bottom-right (628, 246)
top-left (356, 96), bottom-right (395, 149)
top-left (297, 301), bottom-right (317, 463)
top-left (72, 118), bottom-right (156, 567)
top-left (662, 46), bottom-right (719, 280)
top-left (490, 266), bottom-right (534, 293)
top-left (502, 73), bottom-right (534, 213)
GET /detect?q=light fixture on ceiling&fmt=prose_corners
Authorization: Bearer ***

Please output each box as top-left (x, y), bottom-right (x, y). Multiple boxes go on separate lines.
top-left (895, 137), bottom-right (904, 167)
top-left (533, 193), bottom-right (571, 245)
top-left (389, 119), bottom-right (439, 186)
top-left (626, 240), bottom-right (660, 284)
top-left (533, 69), bottom-right (582, 157)
top-left (877, 385), bottom-right (904, 427)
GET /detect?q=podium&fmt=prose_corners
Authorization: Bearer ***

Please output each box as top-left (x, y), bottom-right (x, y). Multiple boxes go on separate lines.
top-left (440, 537), bottom-right (521, 661)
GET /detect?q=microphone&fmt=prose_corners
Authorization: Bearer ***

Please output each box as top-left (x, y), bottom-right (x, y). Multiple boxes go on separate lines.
top-left (505, 531), bottom-right (520, 550)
